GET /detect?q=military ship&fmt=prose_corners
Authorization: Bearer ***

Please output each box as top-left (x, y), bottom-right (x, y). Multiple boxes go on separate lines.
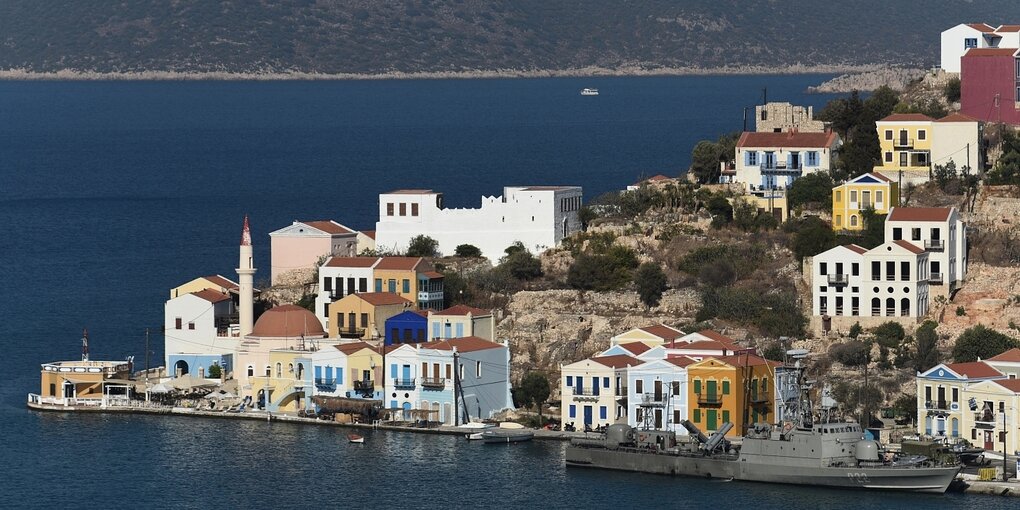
top-left (565, 350), bottom-right (961, 493)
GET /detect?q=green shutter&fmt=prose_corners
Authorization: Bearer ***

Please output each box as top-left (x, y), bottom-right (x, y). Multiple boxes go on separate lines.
top-left (722, 380), bottom-right (730, 395)
top-left (694, 409), bottom-right (701, 422)
top-left (722, 410), bottom-right (730, 424)
top-left (694, 379), bottom-right (701, 394)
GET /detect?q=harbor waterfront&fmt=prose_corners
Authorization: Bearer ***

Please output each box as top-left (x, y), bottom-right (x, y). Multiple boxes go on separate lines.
top-left (0, 76), bottom-right (1015, 507)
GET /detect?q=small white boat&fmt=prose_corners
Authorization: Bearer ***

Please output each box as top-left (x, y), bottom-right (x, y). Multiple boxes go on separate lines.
top-left (580, 88), bottom-right (599, 96)
top-left (347, 433), bottom-right (365, 444)
top-left (465, 432), bottom-right (485, 440)
top-left (481, 429), bottom-right (534, 444)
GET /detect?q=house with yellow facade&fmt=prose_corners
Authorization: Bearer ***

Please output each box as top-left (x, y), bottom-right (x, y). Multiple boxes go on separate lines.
top-left (687, 354), bottom-right (777, 437)
top-left (373, 257), bottom-right (445, 311)
top-left (965, 378), bottom-right (1020, 455)
top-left (915, 361), bottom-right (1004, 440)
top-left (832, 172), bottom-right (899, 231)
top-left (249, 348), bottom-right (314, 413)
top-left (169, 274), bottom-right (240, 299)
top-left (875, 113), bottom-right (982, 185)
top-left (31, 359), bottom-right (134, 409)
top-left (609, 324), bottom-right (685, 347)
top-left (327, 292), bottom-right (412, 339)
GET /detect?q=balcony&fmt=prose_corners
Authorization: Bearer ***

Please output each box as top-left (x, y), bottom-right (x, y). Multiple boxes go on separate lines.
top-left (974, 411), bottom-right (1000, 428)
top-left (750, 394), bottom-right (769, 405)
top-left (353, 380), bottom-right (375, 396)
top-left (314, 378), bottom-right (337, 391)
top-left (572, 387), bottom-right (598, 397)
top-left (696, 393), bottom-right (723, 406)
top-left (827, 274), bottom-right (848, 286)
top-left (338, 328), bottom-right (367, 339)
top-left (417, 291), bottom-right (444, 302)
top-left (421, 377), bottom-right (446, 390)
top-left (925, 400), bottom-right (950, 410)
top-left (640, 393), bottom-right (666, 406)
top-left (393, 378), bottom-right (416, 390)
top-left (760, 163), bottom-right (803, 176)
top-left (925, 239), bottom-right (944, 252)
top-left (928, 272), bottom-right (943, 285)
top-left (894, 137), bottom-right (914, 149)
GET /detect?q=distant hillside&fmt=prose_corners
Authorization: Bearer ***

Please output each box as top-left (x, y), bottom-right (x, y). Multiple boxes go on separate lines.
top-left (0, 1), bottom-right (1015, 75)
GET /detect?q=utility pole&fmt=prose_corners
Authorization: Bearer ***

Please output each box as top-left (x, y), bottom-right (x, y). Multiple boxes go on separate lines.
top-left (1004, 410), bottom-right (1009, 483)
top-left (144, 328), bottom-right (151, 402)
top-left (453, 348), bottom-right (460, 426)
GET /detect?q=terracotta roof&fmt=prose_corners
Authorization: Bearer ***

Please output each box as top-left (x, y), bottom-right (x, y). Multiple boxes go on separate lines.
top-left (424, 336), bottom-right (504, 353)
top-left (936, 113), bottom-right (980, 123)
top-left (845, 244), bottom-right (868, 255)
top-left (665, 356), bottom-right (698, 368)
top-left (966, 23), bottom-right (997, 33)
top-left (945, 361), bottom-right (1003, 379)
top-left (592, 355), bottom-right (644, 369)
top-left (353, 292), bottom-right (412, 306)
top-left (717, 353), bottom-right (776, 367)
top-left (325, 256), bottom-right (379, 268)
top-left (374, 257), bottom-right (424, 271)
top-left (696, 330), bottom-right (738, 344)
top-left (386, 189), bottom-right (435, 194)
top-left (251, 304), bottom-right (326, 338)
top-left (435, 304), bottom-right (490, 316)
top-left (619, 343), bottom-right (652, 355)
top-left (888, 207), bottom-right (953, 222)
top-left (639, 324), bottom-right (684, 340)
top-left (892, 239), bottom-right (926, 255)
top-left (994, 379), bottom-right (1020, 393)
top-left (422, 271), bottom-right (445, 279)
top-left (334, 341), bottom-right (379, 355)
top-left (964, 48), bottom-right (1019, 57)
top-left (634, 174), bottom-right (672, 185)
top-left (996, 25), bottom-right (1020, 32)
top-left (303, 220), bottom-right (354, 235)
top-left (202, 274), bottom-right (239, 290)
top-left (361, 230), bottom-right (376, 240)
top-left (671, 340), bottom-right (736, 352)
top-left (988, 348), bottom-right (1020, 363)
top-left (878, 113), bottom-right (934, 122)
top-left (736, 130), bottom-right (838, 149)
top-left (191, 288), bottom-right (232, 304)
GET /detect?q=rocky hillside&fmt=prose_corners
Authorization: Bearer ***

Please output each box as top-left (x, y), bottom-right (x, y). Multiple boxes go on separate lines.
top-left (2, 1), bottom-right (1018, 74)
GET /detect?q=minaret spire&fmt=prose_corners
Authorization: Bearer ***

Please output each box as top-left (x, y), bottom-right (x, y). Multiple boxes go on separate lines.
top-left (81, 328), bottom-right (90, 362)
top-left (237, 215), bottom-right (257, 337)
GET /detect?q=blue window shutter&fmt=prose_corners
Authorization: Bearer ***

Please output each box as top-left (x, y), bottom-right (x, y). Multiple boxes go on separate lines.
top-left (432, 323), bottom-right (440, 338)
top-left (592, 377), bottom-right (600, 396)
top-left (326, 366), bottom-right (333, 382)
top-left (603, 377), bottom-right (609, 388)
top-left (338, 368), bottom-right (343, 384)
top-left (315, 366), bottom-right (322, 381)
top-left (375, 279), bottom-right (382, 292)
top-left (566, 375), bottom-right (573, 386)
top-left (391, 400), bottom-right (398, 409)
top-left (569, 405), bottom-right (576, 418)
top-left (390, 364), bottom-right (397, 378)
top-left (455, 323), bottom-right (464, 337)
top-left (600, 406), bottom-right (607, 420)
top-left (744, 151), bottom-right (750, 165)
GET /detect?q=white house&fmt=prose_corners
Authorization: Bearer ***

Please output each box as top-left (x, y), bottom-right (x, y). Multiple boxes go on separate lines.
top-left (931, 114), bottom-right (983, 174)
top-left (812, 244), bottom-right (869, 318)
top-left (426, 305), bottom-right (494, 341)
top-left (418, 337), bottom-right (514, 424)
top-left (163, 289), bottom-right (240, 375)
top-left (560, 355), bottom-right (642, 429)
top-left (728, 130), bottom-right (841, 193)
top-left (314, 257), bottom-right (378, 326)
top-left (886, 207), bottom-right (967, 296)
top-left (374, 186), bottom-right (583, 260)
top-left (941, 23), bottom-right (1020, 73)
top-left (625, 357), bottom-right (694, 435)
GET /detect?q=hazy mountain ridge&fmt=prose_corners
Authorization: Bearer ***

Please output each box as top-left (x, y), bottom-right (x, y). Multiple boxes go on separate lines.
top-left (0, 1), bottom-right (1012, 75)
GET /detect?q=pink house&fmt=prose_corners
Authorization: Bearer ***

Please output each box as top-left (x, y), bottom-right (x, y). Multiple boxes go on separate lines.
top-left (268, 220), bottom-right (359, 285)
top-left (960, 47), bottom-right (1020, 125)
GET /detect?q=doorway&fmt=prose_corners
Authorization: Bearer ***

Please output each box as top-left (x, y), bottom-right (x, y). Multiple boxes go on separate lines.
top-left (984, 430), bottom-right (994, 450)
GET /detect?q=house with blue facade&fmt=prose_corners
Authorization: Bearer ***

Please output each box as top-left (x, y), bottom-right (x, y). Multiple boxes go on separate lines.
top-left (384, 310), bottom-right (428, 345)
top-left (625, 357), bottom-right (695, 435)
top-left (419, 337), bottom-right (513, 424)
top-left (166, 353), bottom-right (231, 380)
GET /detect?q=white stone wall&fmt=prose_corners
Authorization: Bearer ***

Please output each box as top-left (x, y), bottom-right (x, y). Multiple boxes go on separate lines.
top-left (163, 294), bottom-right (239, 369)
top-left (375, 187), bottom-right (583, 260)
top-left (315, 265), bottom-right (376, 329)
top-left (931, 121), bottom-right (982, 173)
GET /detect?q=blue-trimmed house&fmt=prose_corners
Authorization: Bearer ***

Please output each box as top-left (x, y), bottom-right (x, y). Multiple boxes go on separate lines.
top-left (385, 310), bottom-right (428, 345)
top-left (915, 361), bottom-right (1004, 440)
top-left (167, 353), bottom-right (232, 380)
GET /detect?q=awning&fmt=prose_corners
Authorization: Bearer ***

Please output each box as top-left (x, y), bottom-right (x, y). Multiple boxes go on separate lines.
top-left (312, 396), bottom-right (381, 414)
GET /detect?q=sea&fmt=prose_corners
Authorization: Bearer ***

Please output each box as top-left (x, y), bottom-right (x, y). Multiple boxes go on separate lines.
top-left (0, 75), bottom-right (1011, 508)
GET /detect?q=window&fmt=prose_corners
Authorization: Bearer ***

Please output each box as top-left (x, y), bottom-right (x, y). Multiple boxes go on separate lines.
top-left (964, 38), bottom-right (977, 49)
top-left (175, 317), bottom-right (182, 330)
top-left (911, 228), bottom-right (921, 241)
top-left (375, 278), bottom-right (382, 292)
top-left (850, 215), bottom-right (858, 227)
top-left (747, 151), bottom-right (758, 166)
top-left (247, 365), bottom-right (254, 377)
top-left (388, 279), bottom-right (396, 293)
top-left (918, 129), bottom-right (926, 141)
top-left (917, 153), bottom-right (927, 165)
top-left (399, 203), bottom-right (407, 216)
top-left (835, 190), bottom-right (841, 202)
top-left (694, 409), bottom-right (701, 422)
top-left (569, 405), bottom-right (576, 418)
top-left (336, 313), bottom-right (344, 327)
top-left (402, 279), bottom-right (410, 294)
top-left (820, 296), bottom-right (827, 314)
top-left (871, 261), bottom-right (881, 280)
top-left (876, 190), bottom-right (883, 203)
top-left (851, 296), bottom-right (859, 316)
top-left (323, 277), bottom-right (333, 292)
top-left (850, 190), bottom-right (857, 203)
top-left (359, 278), bottom-right (368, 293)
top-left (806, 151), bottom-right (819, 166)
top-left (360, 313), bottom-right (368, 328)
top-left (885, 151), bottom-right (893, 163)
top-left (386, 203), bottom-right (394, 216)
top-left (899, 152), bottom-right (907, 166)
top-left (693, 379), bottom-right (701, 394)
top-left (722, 410), bottom-right (730, 423)
top-left (952, 387), bottom-right (958, 403)
top-left (884, 129), bottom-right (893, 140)
top-left (411, 203), bottom-right (419, 216)
top-left (603, 377), bottom-right (610, 388)
top-left (819, 262), bottom-right (828, 275)
top-left (861, 190), bottom-right (871, 208)
top-left (636, 379), bottom-right (643, 393)
top-left (672, 381), bottom-right (680, 395)
top-left (476, 361), bottom-right (481, 378)
top-left (886, 261), bottom-right (895, 281)
top-left (276, 363), bottom-right (282, 377)
top-left (851, 263), bottom-right (859, 276)
top-left (835, 296), bottom-right (843, 315)
top-left (901, 261), bottom-right (910, 281)
top-left (600, 406), bottom-right (607, 420)
top-left (835, 215), bottom-right (842, 227)
top-left (722, 380), bottom-right (730, 395)
top-left (188, 322), bottom-right (195, 330)
top-left (674, 410), bottom-right (681, 424)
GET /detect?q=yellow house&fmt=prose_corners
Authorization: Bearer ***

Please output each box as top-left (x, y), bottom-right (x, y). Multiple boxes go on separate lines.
top-left (964, 379), bottom-right (1020, 454)
top-left (832, 172), bottom-right (899, 231)
top-left (915, 361), bottom-right (1004, 440)
top-left (687, 354), bottom-right (777, 437)
top-left (249, 349), bottom-right (312, 413)
top-left (875, 113), bottom-right (934, 181)
top-left (169, 274), bottom-right (239, 299)
top-left (327, 292), bottom-right (412, 339)
top-left (609, 324), bottom-right (685, 347)
top-left (336, 342), bottom-right (383, 399)
top-left (373, 257), bottom-right (445, 311)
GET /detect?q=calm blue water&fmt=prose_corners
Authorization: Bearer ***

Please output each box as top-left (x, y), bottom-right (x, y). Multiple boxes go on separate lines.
top-left (0, 76), bottom-right (1010, 507)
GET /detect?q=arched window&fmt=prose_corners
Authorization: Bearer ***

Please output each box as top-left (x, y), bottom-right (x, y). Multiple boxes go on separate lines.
top-left (276, 363), bottom-right (283, 377)
top-left (885, 298), bottom-right (895, 316)
top-left (247, 365), bottom-right (254, 377)
top-left (297, 363), bottom-right (304, 379)
top-left (900, 298), bottom-right (910, 316)
top-left (850, 215), bottom-right (858, 227)
top-left (265, 365), bottom-right (271, 377)
top-left (288, 363), bottom-right (294, 375)
top-left (871, 297), bottom-right (880, 315)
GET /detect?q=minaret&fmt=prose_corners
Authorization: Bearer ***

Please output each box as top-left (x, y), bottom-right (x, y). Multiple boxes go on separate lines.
top-left (237, 215), bottom-right (256, 337)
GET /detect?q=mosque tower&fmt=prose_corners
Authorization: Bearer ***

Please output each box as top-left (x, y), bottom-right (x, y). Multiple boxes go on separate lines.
top-left (237, 215), bottom-right (256, 337)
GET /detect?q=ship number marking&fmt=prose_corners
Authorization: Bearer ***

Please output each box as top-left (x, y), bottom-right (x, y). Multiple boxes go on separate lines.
top-left (847, 472), bottom-right (870, 484)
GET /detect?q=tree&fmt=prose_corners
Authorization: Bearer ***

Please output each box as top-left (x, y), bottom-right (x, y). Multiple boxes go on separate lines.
top-left (296, 293), bottom-right (316, 312)
top-left (829, 340), bottom-right (871, 367)
top-left (872, 322), bottom-right (905, 348)
top-left (516, 372), bottom-right (551, 426)
top-left (207, 363), bottom-right (222, 379)
top-left (892, 393), bottom-right (917, 426)
top-left (406, 235), bottom-right (439, 257)
top-left (706, 195), bottom-right (733, 228)
top-left (578, 206), bottom-right (597, 231)
top-left (689, 133), bottom-right (739, 184)
top-left (500, 251), bottom-right (543, 280)
top-left (859, 208), bottom-right (886, 248)
top-left (787, 172), bottom-right (835, 211)
top-left (634, 262), bottom-right (668, 308)
top-left (791, 216), bottom-right (836, 262)
top-left (952, 324), bottom-right (1019, 362)
top-left (944, 77), bottom-right (961, 103)
top-left (915, 320), bottom-right (940, 372)
top-left (454, 244), bottom-right (482, 258)
top-left (848, 322), bottom-right (863, 340)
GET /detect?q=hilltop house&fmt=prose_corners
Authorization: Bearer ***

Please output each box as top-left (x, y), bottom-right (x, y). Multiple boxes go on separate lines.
top-left (723, 130), bottom-right (841, 194)
top-left (269, 220), bottom-right (359, 285)
top-left (374, 186), bottom-right (583, 261)
top-left (941, 23), bottom-right (1020, 74)
top-left (886, 207), bottom-right (967, 297)
top-left (873, 113), bottom-right (982, 184)
top-left (832, 172), bottom-right (899, 231)
top-left (961, 47), bottom-right (1020, 125)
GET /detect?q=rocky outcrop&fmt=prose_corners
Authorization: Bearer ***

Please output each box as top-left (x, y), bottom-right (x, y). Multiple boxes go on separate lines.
top-left (807, 67), bottom-right (926, 93)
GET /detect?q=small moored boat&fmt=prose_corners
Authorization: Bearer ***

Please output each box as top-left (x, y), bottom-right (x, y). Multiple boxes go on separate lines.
top-left (580, 88), bottom-right (599, 96)
top-left (482, 429), bottom-right (534, 444)
top-left (347, 433), bottom-right (365, 444)
top-left (466, 432), bottom-right (485, 440)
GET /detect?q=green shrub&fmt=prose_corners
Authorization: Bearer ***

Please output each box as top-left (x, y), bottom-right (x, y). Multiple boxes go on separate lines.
top-left (454, 244), bottom-right (482, 258)
top-left (634, 262), bottom-right (668, 308)
top-left (952, 324), bottom-right (1018, 362)
top-left (406, 235), bottom-right (439, 257)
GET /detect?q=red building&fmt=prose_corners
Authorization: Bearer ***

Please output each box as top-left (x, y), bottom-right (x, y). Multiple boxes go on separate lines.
top-left (960, 47), bottom-right (1020, 125)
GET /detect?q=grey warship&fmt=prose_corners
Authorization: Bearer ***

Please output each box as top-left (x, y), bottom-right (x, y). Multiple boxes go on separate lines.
top-left (565, 350), bottom-right (961, 493)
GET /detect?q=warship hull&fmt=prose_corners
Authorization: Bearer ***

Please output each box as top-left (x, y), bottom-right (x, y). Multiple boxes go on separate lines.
top-left (565, 445), bottom-right (960, 493)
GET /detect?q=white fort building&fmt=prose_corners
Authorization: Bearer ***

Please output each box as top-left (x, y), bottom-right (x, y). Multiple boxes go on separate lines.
top-left (374, 186), bottom-right (583, 260)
